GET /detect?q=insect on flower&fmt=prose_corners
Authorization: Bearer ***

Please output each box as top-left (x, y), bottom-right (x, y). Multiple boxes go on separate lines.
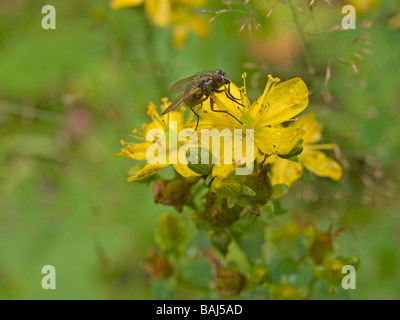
top-left (162, 69), bottom-right (243, 130)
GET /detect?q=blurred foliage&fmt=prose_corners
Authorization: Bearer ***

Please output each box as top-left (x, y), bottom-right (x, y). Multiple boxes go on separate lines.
top-left (0, 0), bottom-right (400, 299)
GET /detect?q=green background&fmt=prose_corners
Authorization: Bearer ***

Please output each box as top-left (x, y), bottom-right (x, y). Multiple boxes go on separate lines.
top-left (0, 0), bottom-right (399, 299)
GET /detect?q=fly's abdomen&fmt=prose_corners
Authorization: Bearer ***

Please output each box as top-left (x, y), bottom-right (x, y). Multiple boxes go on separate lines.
top-left (185, 93), bottom-right (204, 107)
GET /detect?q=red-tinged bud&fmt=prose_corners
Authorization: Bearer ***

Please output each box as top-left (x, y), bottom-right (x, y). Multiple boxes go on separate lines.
top-left (249, 264), bottom-right (270, 286)
top-left (144, 249), bottom-right (173, 281)
top-left (156, 213), bottom-right (185, 252)
top-left (245, 165), bottom-right (272, 205)
top-left (216, 267), bottom-right (246, 297)
top-left (192, 192), bottom-right (240, 230)
top-left (153, 177), bottom-right (192, 212)
top-left (211, 231), bottom-right (232, 255)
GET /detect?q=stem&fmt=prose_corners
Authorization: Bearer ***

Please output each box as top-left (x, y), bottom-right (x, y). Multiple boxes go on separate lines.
top-left (288, 0), bottom-right (313, 72)
top-left (306, 143), bottom-right (337, 150)
top-left (226, 231), bottom-right (254, 272)
top-left (140, 12), bottom-right (168, 97)
top-left (0, 100), bottom-right (62, 124)
top-left (306, 276), bottom-right (318, 299)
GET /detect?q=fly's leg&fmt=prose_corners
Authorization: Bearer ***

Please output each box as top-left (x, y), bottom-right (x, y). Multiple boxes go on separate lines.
top-left (191, 107), bottom-right (200, 131)
top-left (215, 82), bottom-right (245, 107)
top-left (210, 97), bottom-right (243, 125)
top-left (226, 82), bottom-right (243, 102)
top-left (190, 96), bottom-right (208, 131)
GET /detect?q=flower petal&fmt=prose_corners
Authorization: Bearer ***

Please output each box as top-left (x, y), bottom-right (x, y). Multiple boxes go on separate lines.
top-left (300, 150), bottom-right (343, 181)
top-left (145, 0), bottom-right (171, 28)
top-left (271, 157), bottom-right (303, 187)
top-left (252, 77), bottom-right (309, 126)
top-left (178, 0), bottom-right (207, 6)
top-left (131, 143), bottom-right (153, 160)
top-left (212, 163), bottom-right (235, 178)
top-left (172, 25), bottom-right (189, 49)
top-left (111, 0), bottom-right (144, 10)
top-left (198, 81), bottom-right (249, 130)
top-left (213, 81), bottom-right (247, 113)
top-left (188, 16), bottom-right (209, 39)
top-left (295, 112), bottom-right (322, 144)
top-left (127, 163), bottom-right (168, 181)
top-left (255, 126), bottom-right (304, 155)
top-left (173, 163), bottom-right (200, 178)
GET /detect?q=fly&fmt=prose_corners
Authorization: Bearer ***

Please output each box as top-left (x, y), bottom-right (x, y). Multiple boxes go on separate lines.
top-left (162, 69), bottom-right (243, 130)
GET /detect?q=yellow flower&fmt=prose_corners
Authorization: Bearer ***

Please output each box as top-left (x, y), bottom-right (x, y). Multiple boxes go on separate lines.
top-left (115, 99), bottom-right (199, 181)
top-left (269, 113), bottom-right (343, 187)
top-left (346, 0), bottom-right (381, 13)
top-left (110, 0), bottom-right (208, 48)
top-left (111, 0), bottom-right (144, 10)
top-left (170, 4), bottom-right (209, 49)
top-left (110, 0), bottom-right (170, 27)
top-left (267, 157), bottom-right (303, 188)
top-left (388, 10), bottom-right (400, 30)
top-left (197, 73), bottom-right (309, 178)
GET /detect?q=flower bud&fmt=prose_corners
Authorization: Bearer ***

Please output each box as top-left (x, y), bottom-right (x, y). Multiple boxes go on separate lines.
top-left (153, 177), bottom-right (191, 212)
top-left (144, 249), bottom-right (173, 281)
top-left (245, 165), bottom-right (272, 205)
top-left (216, 267), bottom-right (246, 297)
top-left (210, 175), bottom-right (256, 209)
top-left (211, 231), bottom-right (232, 255)
top-left (309, 228), bottom-right (343, 263)
top-left (211, 177), bottom-right (242, 198)
top-left (156, 213), bottom-right (184, 252)
top-left (211, 176), bottom-right (242, 198)
top-left (249, 264), bottom-right (270, 286)
top-left (186, 147), bottom-right (215, 175)
top-left (191, 192), bottom-right (241, 230)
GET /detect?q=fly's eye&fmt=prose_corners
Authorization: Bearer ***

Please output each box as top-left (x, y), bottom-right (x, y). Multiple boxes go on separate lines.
top-left (213, 73), bottom-right (223, 83)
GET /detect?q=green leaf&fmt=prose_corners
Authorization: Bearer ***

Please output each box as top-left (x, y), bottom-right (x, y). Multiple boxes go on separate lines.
top-left (271, 184), bottom-right (289, 199)
top-left (178, 257), bottom-right (213, 290)
top-left (260, 200), bottom-right (274, 219)
top-left (152, 279), bottom-right (175, 300)
top-left (205, 174), bottom-right (214, 185)
top-left (278, 139), bottom-right (303, 159)
top-left (241, 185), bottom-right (256, 196)
top-left (233, 219), bottom-right (266, 261)
top-left (186, 147), bottom-right (215, 175)
top-left (285, 156), bottom-right (299, 162)
top-left (227, 197), bottom-right (236, 209)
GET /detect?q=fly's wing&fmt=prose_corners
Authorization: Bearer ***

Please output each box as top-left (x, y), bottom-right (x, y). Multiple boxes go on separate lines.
top-left (162, 87), bottom-right (203, 115)
top-left (162, 93), bottom-right (185, 115)
top-left (169, 72), bottom-right (213, 94)
top-left (169, 75), bottom-right (198, 94)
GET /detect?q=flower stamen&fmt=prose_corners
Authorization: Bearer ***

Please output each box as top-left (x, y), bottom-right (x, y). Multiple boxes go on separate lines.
top-left (148, 102), bottom-right (166, 129)
top-left (259, 74), bottom-right (280, 114)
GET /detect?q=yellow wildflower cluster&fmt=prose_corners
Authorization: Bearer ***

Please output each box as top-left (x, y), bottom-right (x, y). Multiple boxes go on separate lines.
top-left (116, 99), bottom-right (198, 180)
top-left (266, 112), bottom-right (342, 187)
top-left (111, 0), bottom-right (209, 48)
top-left (116, 73), bottom-right (343, 201)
